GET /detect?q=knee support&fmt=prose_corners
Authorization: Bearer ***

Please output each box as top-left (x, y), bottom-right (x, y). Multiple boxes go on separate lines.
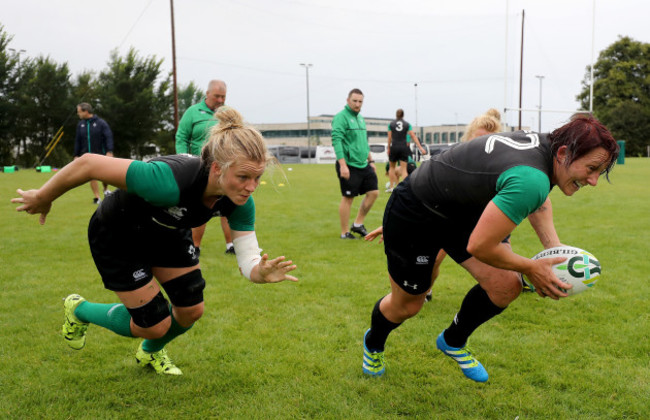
top-left (161, 269), bottom-right (206, 307)
top-left (128, 292), bottom-right (169, 328)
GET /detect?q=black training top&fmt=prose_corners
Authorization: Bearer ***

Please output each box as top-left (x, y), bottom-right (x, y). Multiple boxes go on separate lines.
top-left (408, 131), bottom-right (554, 225)
top-left (388, 119), bottom-right (412, 148)
top-left (96, 154), bottom-right (255, 231)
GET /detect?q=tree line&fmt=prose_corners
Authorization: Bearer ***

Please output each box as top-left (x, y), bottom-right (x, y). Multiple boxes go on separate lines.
top-left (1, 24), bottom-right (649, 168)
top-left (0, 24), bottom-right (202, 168)
top-left (577, 36), bottom-right (650, 157)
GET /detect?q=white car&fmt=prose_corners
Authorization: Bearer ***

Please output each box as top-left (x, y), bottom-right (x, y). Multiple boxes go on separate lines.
top-left (369, 143), bottom-right (389, 163)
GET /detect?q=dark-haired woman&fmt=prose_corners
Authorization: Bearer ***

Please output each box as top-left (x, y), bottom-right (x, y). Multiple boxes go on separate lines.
top-left (362, 117), bottom-right (618, 382)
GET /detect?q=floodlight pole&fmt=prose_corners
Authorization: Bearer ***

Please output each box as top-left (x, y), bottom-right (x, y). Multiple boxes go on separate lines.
top-left (170, 0), bottom-right (179, 132)
top-left (8, 48), bottom-right (26, 62)
top-left (589, 0), bottom-right (596, 112)
top-left (518, 9), bottom-right (525, 130)
top-left (414, 83), bottom-right (422, 139)
top-left (535, 75), bottom-right (544, 132)
top-left (300, 63), bottom-right (313, 163)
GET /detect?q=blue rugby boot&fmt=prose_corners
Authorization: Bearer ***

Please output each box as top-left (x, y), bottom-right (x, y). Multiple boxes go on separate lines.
top-left (362, 329), bottom-right (386, 376)
top-left (436, 331), bottom-right (488, 383)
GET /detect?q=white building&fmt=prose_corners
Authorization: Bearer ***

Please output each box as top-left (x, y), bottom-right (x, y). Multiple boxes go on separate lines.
top-left (254, 115), bottom-right (520, 150)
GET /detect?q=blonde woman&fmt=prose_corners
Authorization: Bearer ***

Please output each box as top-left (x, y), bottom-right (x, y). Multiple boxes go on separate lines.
top-left (460, 109), bottom-right (502, 142)
top-left (13, 107), bottom-right (298, 376)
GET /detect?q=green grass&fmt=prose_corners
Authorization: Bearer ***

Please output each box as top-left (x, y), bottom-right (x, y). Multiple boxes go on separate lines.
top-left (1, 159), bottom-right (649, 419)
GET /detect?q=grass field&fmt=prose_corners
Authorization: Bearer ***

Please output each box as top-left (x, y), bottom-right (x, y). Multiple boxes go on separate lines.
top-left (1, 159), bottom-right (649, 419)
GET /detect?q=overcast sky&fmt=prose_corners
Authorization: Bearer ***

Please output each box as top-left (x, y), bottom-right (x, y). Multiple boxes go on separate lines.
top-left (2, 0), bottom-right (648, 132)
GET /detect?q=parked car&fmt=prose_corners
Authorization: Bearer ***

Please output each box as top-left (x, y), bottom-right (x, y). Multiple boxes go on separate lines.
top-left (268, 145), bottom-right (301, 164)
top-left (369, 143), bottom-right (388, 163)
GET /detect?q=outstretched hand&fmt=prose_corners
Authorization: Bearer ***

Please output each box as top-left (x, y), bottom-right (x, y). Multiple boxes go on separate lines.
top-left (364, 226), bottom-right (384, 243)
top-left (258, 254), bottom-right (298, 283)
top-left (11, 188), bottom-right (51, 225)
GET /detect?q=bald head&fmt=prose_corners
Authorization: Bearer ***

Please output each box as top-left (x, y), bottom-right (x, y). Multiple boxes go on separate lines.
top-left (205, 80), bottom-right (227, 110)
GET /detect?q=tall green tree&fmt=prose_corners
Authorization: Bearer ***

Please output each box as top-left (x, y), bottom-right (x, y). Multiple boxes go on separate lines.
top-left (96, 48), bottom-right (172, 159)
top-left (577, 36), bottom-right (650, 156)
top-left (178, 81), bottom-right (204, 117)
top-left (18, 56), bottom-right (74, 167)
top-left (154, 81), bottom-right (204, 155)
top-left (0, 25), bottom-right (24, 165)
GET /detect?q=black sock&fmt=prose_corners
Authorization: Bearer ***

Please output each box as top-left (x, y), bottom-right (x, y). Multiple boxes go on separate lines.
top-left (444, 284), bottom-right (505, 348)
top-left (365, 297), bottom-right (402, 352)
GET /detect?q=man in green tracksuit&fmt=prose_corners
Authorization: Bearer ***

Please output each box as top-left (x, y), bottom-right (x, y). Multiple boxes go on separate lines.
top-left (331, 88), bottom-right (378, 239)
top-left (175, 79), bottom-right (234, 255)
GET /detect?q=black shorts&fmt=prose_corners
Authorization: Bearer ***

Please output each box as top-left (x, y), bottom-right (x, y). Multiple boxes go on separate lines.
top-left (382, 178), bottom-right (477, 295)
top-left (389, 144), bottom-right (412, 163)
top-left (336, 161), bottom-right (378, 197)
top-left (88, 212), bottom-right (199, 292)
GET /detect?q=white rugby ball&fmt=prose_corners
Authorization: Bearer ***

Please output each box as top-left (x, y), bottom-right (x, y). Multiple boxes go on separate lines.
top-left (521, 246), bottom-right (601, 296)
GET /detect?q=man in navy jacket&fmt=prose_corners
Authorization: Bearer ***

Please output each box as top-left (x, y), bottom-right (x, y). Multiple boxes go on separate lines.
top-left (74, 103), bottom-right (114, 204)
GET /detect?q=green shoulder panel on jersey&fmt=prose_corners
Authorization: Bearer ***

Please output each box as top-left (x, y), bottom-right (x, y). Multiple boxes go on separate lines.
top-left (125, 160), bottom-right (180, 207)
top-left (228, 196), bottom-right (256, 231)
top-left (493, 165), bottom-right (550, 225)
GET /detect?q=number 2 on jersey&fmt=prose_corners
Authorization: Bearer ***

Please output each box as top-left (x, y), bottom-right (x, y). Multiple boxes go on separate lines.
top-left (484, 133), bottom-right (539, 153)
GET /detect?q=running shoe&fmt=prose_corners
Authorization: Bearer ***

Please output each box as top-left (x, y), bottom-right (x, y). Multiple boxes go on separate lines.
top-left (340, 232), bottom-right (356, 239)
top-left (436, 331), bottom-right (488, 383)
top-left (62, 294), bottom-right (89, 350)
top-left (135, 343), bottom-right (183, 376)
top-left (362, 329), bottom-right (386, 376)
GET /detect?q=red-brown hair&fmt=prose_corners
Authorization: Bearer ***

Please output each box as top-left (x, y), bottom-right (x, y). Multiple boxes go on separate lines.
top-left (549, 116), bottom-right (619, 180)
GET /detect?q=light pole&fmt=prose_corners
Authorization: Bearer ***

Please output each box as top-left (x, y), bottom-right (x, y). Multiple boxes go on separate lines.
top-left (170, 0), bottom-right (179, 132)
top-left (414, 83), bottom-right (421, 140)
top-left (8, 48), bottom-right (26, 62)
top-left (300, 63), bottom-right (313, 163)
top-left (535, 75), bottom-right (544, 132)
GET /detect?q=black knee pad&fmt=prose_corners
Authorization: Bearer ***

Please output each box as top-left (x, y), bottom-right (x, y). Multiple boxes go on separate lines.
top-left (128, 292), bottom-right (170, 328)
top-left (161, 269), bottom-right (206, 307)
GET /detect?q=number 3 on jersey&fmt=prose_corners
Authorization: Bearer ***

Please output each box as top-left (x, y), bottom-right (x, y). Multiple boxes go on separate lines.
top-left (484, 132), bottom-right (539, 153)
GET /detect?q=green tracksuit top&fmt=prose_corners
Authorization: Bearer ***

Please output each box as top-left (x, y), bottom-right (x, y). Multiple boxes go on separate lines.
top-left (175, 100), bottom-right (218, 156)
top-left (331, 105), bottom-right (369, 169)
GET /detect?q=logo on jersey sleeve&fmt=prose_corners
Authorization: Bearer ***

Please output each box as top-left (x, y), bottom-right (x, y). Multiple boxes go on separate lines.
top-left (165, 206), bottom-right (188, 220)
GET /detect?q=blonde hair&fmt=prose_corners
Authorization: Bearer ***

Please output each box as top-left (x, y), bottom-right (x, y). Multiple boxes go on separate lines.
top-left (200, 107), bottom-right (273, 175)
top-left (485, 108), bottom-right (501, 120)
top-left (461, 112), bottom-right (502, 142)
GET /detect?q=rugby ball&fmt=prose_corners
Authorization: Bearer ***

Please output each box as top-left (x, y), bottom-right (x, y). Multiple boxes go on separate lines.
top-left (520, 246), bottom-right (601, 296)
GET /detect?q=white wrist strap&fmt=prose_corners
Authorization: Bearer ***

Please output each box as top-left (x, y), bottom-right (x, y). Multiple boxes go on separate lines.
top-left (233, 232), bottom-right (262, 280)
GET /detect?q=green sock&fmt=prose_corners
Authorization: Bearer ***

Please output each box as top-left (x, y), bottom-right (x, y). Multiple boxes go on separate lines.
top-left (75, 302), bottom-right (133, 337)
top-left (142, 311), bottom-right (192, 353)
